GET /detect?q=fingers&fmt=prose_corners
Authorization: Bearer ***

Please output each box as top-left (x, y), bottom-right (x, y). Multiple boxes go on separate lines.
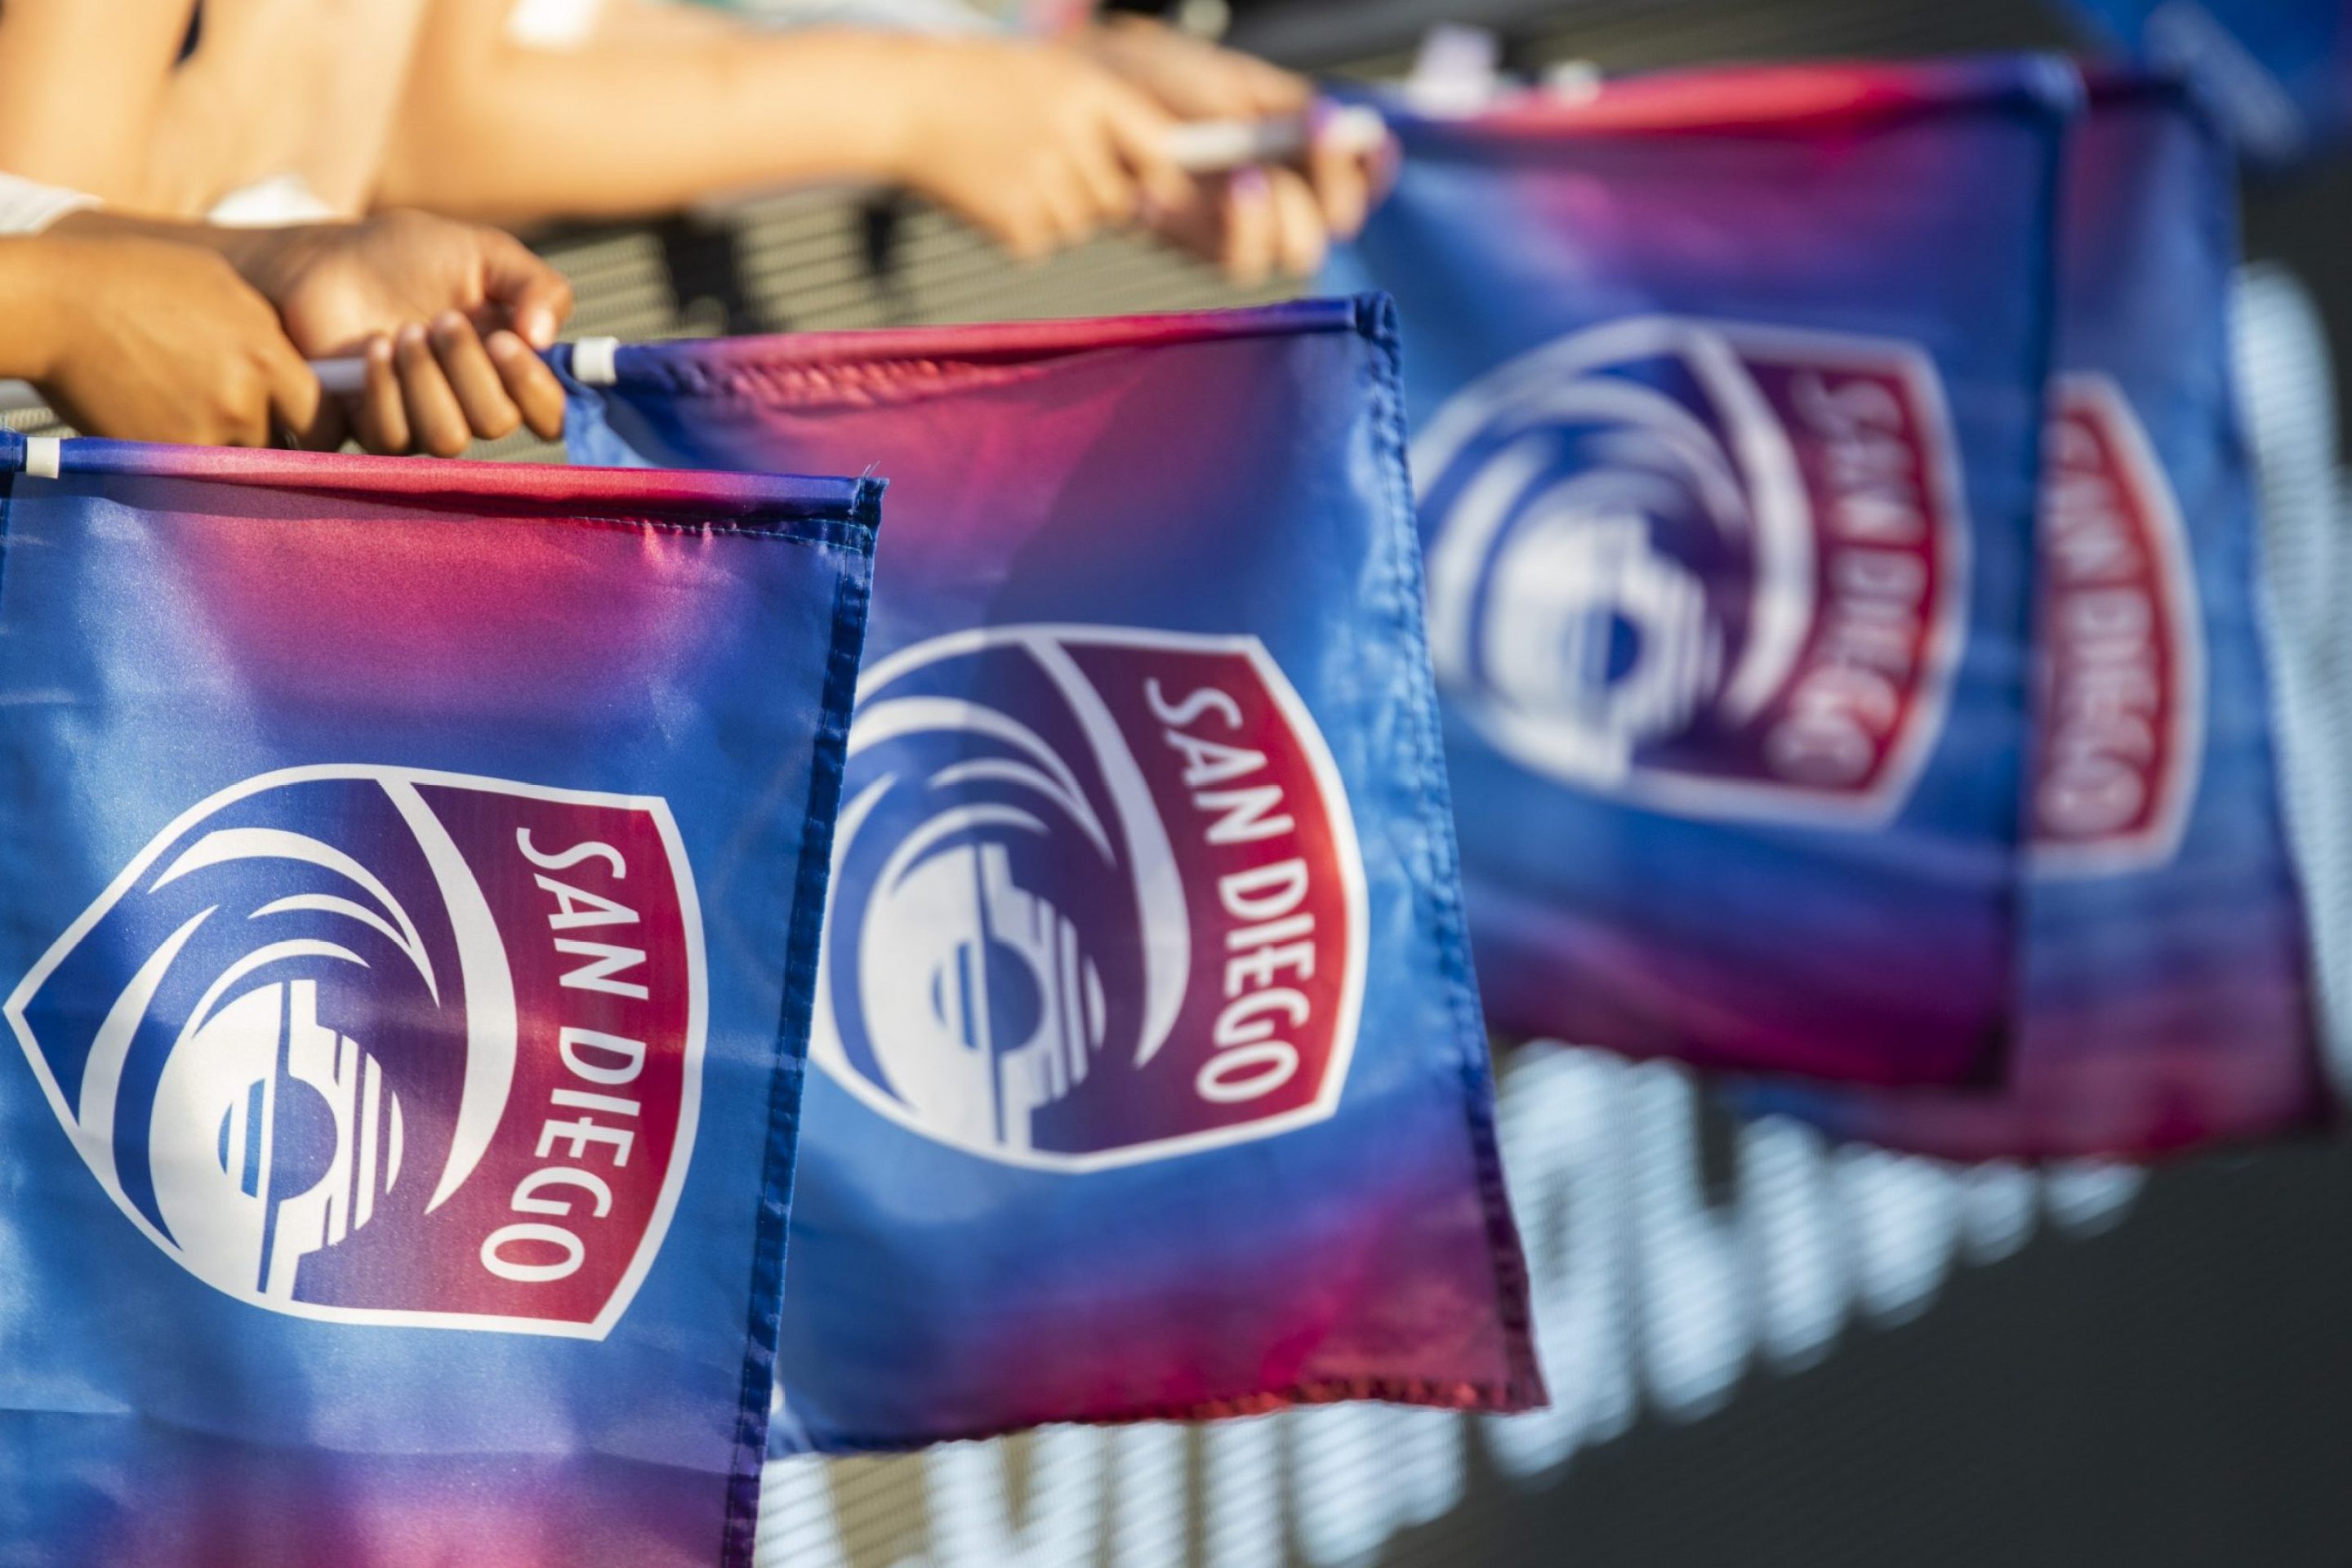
top-left (490, 330), bottom-right (568, 441)
top-left (1101, 90), bottom-right (1196, 216)
top-left (292, 393), bottom-right (351, 453)
top-left (993, 104), bottom-right (1171, 262)
top-left (1132, 95), bottom-right (1365, 281)
top-left (1219, 167), bottom-right (1277, 287)
top-left (1068, 127), bottom-right (1142, 230)
top-left (1305, 104), bottom-right (1373, 242)
top-left (1218, 167), bottom-right (1325, 283)
top-left (259, 336), bottom-right (328, 451)
top-left (1172, 38), bottom-right (1311, 120)
top-left (1021, 83), bottom-right (1187, 257)
top-left (1085, 17), bottom-right (1306, 120)
top-left (353, 314), bottom-right (559, 456)
top-left (1035, 164), bottom-right (1101, 253)
top-left (477, 229), bottom-right (574, 350)
top-left (1231, 52), bottom-right (1313, 118)
top-left (1263, 165), bottom-right (1330, 278)
top-left (430, 311), bottom-right (524, 443)
top-left (197, 361), bottom-right (274, 449)
top-left (988, 191), bottom-right (1056, 262)
top-left (395, 321), bottom-right (471, 458)
top-left (1195, 164), bottom-right (1326, 286)
top-left (354, 335), bottom-right (411, 456)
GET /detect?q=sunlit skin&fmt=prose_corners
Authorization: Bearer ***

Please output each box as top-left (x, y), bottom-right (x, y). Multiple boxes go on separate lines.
top-left (0, 0), bottom-right (1382, 283)
top-left (0, 210), bottom-right (572, 452)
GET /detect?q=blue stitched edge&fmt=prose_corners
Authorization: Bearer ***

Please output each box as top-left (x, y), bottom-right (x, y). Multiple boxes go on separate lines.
top-left (0, 430), bottom-right (21, 612)
top-left (1352, 292), bottom-right (1548, 1410)
top-left (1976, 93), bottom-right (2077, 1088)
top-left (720, 527), bottom-right (877, 1566)
top-left (42, 434), bottom-right (871, 543)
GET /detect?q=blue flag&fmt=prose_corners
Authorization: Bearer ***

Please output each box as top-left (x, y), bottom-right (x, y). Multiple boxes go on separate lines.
top-left (1744, 75), bottom-right (2324, 1157)
top-left (2065, 0), bottom-right (2352, 165)
top-left (0, 438), bottom-right (875, 1565)
top-left (1330, 59), bottom-right (2078, 1087)
top-left (564, 298), bottom-right (1542, 1452)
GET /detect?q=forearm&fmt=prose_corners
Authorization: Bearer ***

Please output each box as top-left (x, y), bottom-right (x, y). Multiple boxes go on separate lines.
top-left (46, 208), bottom-right (280, 276)
top-left (379, 24), bottom-right (933, 222)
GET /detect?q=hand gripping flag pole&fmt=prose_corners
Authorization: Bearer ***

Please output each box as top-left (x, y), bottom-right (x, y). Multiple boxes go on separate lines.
top-left (0, 110), bottom-right (1392, 422)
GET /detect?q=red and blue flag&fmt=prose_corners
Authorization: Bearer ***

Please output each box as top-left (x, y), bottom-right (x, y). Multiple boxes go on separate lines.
top-left (1744, 77), bottom-right (2326, 1157)
top-left (1331, 59), bottom-right (2079, 1087)
top-left (0, 437), bottom-right (876, 1565)
top-left (2065, 0), bottom-right (2352, 166)
top-left (563, 298), bottom-right (1544, 1451)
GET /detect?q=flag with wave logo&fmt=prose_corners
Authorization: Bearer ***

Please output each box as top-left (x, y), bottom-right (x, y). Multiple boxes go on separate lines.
top-left (1329, 59), bottom-right (2076, 1087)
top-left (562, 297), bottom-right (1542, 1451)
top-left (0, 438), bottom-right (876, 1566)
top-left (1742, 77), bottom-right (2326, 1158)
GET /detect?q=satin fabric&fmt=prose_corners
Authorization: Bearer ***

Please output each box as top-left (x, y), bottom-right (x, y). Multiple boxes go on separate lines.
top-left (1331, 59), bottom-right (2078, 1087)
top-left (564, 297), bottom-right (1542, 1452)
top-left (1744, 78), bottom-right (2324, 1158)
top-left (0, 437), bottom-right (876, 1566)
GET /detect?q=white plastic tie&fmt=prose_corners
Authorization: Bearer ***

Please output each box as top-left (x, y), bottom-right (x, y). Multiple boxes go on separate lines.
top-left (24, 436), bottom-right (60, 479)
top-left (572, 336), bottom-right (621, 386)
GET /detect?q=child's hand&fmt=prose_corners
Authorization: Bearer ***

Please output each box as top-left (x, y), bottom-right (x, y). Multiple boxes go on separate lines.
top-left (1072, 16), bottom-right (1384, 281)
top-left (23, 235), bottom-right (327, 448)
top-left (1073, 15), bottom-right (1309, 123)
top-left (51, 207), bottom-right (577, 456)
top-left (883, 36), bottom-right (1196, 261)
top-left (1146, 162), bottom-right (1339, 285)
top-left (229, 211), bottom-right (574, 456)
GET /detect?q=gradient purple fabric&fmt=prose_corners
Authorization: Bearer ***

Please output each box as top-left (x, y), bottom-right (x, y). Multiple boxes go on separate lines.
top-left (1741, 78), bottom-right (2325, 1159)
top-left (1331, 60), bottom-right (2077, 1086)
top-left (0, 436), bottom-right (877, 1565)
top-left (564, 298), bottom-right (1543, 1451)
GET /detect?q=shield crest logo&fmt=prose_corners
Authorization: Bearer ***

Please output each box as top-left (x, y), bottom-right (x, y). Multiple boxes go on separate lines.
top-left (1416, 315), bottom-right (1972, 826)
top-left (813, 626), bottom-right (1368, 1170)
top-left (7, 765), bottom-right (706, 1338)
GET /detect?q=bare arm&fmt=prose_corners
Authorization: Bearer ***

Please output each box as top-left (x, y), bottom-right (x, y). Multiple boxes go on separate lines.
top-left (386, 5), bottom-right (927, 220)
top-left (0, 0), bottom-right (193, 211)
top-left (0, 0), bottom-right (418, 219)
top-left (381, 0), bottom-right (1192, 253)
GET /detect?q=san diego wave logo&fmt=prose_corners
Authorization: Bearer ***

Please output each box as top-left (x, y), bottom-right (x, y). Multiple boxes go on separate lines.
top-left (2029, 373), bottom-right (2205, 875)
top-left (813, 626), bottom-right (1367, 1170)
top-left (1415, 317), bottom-right (1969, 823)
top-left (6, 765), bottom-right (706, 1336)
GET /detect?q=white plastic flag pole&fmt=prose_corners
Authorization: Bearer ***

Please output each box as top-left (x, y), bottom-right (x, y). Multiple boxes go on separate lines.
top-left (310, 356), bottom-right (367, 397)
top-left (1164, 105), bottom-right (1388, 172)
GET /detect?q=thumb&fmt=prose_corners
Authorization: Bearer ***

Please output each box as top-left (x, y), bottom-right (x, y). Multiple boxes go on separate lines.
top-left (264, 337), bottom-right (332, 451)
top-left (478, 229), bottom-right (574, 351)
top-left (1102, 87), bottom-right (1199, 218)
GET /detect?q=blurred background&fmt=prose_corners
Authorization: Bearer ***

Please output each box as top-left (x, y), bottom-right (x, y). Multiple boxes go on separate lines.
top-left (21, 1), bottom-right (2352, 1562)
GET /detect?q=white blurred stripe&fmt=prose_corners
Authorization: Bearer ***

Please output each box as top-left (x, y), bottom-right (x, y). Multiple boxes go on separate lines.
top-left (2238, 262), bottom-right (2352, 1099)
